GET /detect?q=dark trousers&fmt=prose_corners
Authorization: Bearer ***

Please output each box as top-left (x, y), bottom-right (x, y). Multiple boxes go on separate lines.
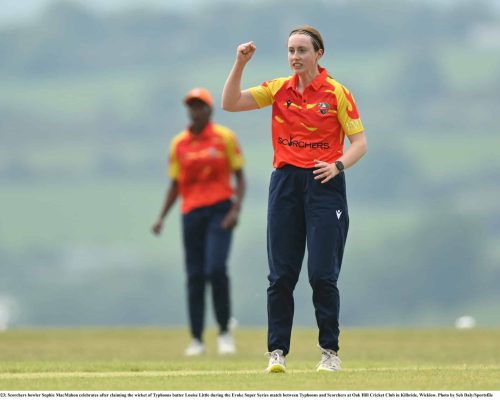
top-left (182, 200), bottom-right (233, 340)
top-left (267, 165), bottom-right (349, 355)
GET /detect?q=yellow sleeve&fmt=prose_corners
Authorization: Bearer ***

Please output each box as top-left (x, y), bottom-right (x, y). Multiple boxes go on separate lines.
top-left (167, 132), bottom-right (187, 179)
top-left (248, 77), bottom-right (290, 108)
top-left (336, 85), bottom-right (364, 136)
top-left (216, 125), bottom-right (244, 171)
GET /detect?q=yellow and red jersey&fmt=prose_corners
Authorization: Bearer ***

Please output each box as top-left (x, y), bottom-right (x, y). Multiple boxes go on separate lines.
top-left (168, 122), bottom-right (244, 214)
top-left (248, 67), bottom-right (364, 169)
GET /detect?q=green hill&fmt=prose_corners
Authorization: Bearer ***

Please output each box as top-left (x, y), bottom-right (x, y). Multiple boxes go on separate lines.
top-left (1, 0), bottom-right (500, 328)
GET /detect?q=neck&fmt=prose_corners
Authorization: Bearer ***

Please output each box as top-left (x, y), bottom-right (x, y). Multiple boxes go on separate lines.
top-left (191, 121), bottom-right (209, 134)
top-left (297, 67), bottom-right (320, 93)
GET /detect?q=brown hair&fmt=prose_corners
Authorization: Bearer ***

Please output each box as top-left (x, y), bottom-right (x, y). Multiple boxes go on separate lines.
top-left (289, 25), bottom-right (324, 53)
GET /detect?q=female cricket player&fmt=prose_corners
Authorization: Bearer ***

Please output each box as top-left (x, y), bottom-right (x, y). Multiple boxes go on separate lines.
top-left (152, 88), bottom-right (245, 356)
top-left (222, 25), bottom-right (367, 372)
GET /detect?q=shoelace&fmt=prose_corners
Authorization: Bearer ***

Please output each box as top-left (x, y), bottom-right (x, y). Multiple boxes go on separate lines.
top-left (265, 351), bottom-right (283, 364)
top-left (317, 350), bottom-right (341, 369)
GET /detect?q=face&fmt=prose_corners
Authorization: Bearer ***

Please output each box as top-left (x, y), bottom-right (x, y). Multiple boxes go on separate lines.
top-left (287, 33), bottom-right (323, 74)
top-left (187, 99), bottom-right (211, 130)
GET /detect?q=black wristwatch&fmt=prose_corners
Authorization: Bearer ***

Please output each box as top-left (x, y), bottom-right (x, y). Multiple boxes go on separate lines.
top-left (335, 160), bottom-right (345, 172)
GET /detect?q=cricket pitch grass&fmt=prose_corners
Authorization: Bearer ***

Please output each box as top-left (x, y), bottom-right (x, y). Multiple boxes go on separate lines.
top-left (0, 328), bottom-right (499, 390)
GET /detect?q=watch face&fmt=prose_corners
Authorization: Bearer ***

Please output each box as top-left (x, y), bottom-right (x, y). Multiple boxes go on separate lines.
top-left (335, 161), bottom-right (344, 171)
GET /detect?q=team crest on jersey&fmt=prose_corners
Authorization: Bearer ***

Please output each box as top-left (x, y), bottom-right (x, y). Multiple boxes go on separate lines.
top-left (318, 102), bottom-right (330, 114)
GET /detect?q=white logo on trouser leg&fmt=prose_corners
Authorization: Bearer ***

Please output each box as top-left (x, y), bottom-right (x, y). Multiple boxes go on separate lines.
top-left (336, 210), bottom-right (342, 220)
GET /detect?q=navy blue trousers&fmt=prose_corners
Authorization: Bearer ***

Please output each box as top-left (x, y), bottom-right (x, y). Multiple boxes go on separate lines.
top-left (267, 165), bottom-right (349, 355)
top-left (182, 200), bottom-right (232, 340)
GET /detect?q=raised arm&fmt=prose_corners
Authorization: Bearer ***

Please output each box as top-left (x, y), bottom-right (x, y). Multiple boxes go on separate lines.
top-left (222, 42), bottom-right (259, 112)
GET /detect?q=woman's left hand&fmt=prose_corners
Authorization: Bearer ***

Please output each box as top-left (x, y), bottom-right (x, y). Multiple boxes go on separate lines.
top-left (313, 160), bottom-right (340, 183)
top-left (221, 208), bottom-right (239, 230)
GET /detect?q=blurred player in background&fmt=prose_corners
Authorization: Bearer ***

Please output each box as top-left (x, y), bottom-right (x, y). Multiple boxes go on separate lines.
top-left (152, 88), bottom-right (246, 356)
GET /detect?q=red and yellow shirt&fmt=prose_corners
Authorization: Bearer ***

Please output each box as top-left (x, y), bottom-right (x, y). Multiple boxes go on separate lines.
top-left (249, 67), bottom-right (364, 169)
top-left (168, 122), bottom-right (244, 214)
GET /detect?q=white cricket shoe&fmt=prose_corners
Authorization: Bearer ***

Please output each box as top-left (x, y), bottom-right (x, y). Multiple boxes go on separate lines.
top-left (316, 345), bottom-right (341, 372)
top-left (265, 349), bottom-right (286, 373)
top-left (184, 339), bottom-right (205, 356)
top-left (218, 332), bottom-right (236, 355)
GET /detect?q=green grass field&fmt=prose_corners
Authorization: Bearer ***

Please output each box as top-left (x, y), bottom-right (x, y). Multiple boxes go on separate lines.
top-left (0, 328), bottom-right (499, 390)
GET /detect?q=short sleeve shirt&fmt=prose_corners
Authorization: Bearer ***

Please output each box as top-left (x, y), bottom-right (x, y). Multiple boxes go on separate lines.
top-left (168, 122), bottom-right (244, 214)
top-left (248, 67), bottom-right (364, 169)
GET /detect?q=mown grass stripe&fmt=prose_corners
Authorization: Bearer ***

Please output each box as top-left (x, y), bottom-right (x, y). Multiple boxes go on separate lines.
top-left (1, 365), bottom-right (498, 380)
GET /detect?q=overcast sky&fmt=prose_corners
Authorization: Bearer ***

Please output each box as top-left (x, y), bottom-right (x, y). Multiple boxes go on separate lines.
top-left (0, 0), bottom-right (253, 26)
top-left (1, 0), bottom-right (499, 27)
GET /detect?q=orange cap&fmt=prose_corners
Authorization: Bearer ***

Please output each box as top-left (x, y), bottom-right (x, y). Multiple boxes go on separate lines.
top-left (184, 87), bottom-right (213, 107)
